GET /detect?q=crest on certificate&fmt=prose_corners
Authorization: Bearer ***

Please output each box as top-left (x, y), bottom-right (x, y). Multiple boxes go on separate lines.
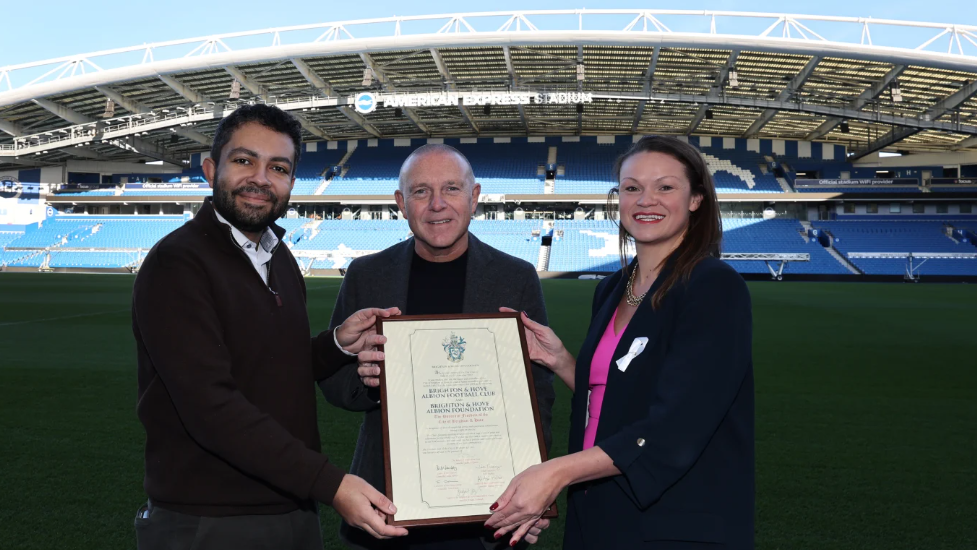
top-left (442, 332), bottom-right (466, 363)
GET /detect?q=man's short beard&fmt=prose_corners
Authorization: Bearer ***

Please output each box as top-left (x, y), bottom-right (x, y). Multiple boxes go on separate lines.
top-left (212, 169), bottom-right (290, 234)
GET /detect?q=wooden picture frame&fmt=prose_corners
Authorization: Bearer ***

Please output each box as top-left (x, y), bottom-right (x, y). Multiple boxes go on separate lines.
top-left (376, 312), bottom-right (558, 527)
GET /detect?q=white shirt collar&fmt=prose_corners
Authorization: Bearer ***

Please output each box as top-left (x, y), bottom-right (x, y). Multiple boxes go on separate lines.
top-left (213, 207), bottom-right (280, 256)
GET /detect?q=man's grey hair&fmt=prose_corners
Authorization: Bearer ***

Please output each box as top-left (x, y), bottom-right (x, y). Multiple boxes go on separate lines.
top-left (397, 143), bottom-right (476, 193)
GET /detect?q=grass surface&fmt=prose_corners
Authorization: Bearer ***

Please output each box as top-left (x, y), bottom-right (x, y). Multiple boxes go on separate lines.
top-left (0, 274), bottom-right (975, 549)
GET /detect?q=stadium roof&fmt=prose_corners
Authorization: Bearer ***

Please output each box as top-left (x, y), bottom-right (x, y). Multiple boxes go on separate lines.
top-left (3, 9), bottom-right (977, 169)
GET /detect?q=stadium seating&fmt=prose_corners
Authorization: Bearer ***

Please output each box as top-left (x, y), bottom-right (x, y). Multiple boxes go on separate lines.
top-left (57, 218), bottom-right (184, 249)
top-left (292, 147), bottom-right (349, 195)
top-left (721, 218), bottom-right (851, 275)
top-left (4, 219), bottom-right (99, 249)
top-left (814, 221), bottom-right (966, 254)
top-left (59, 189), bottom-right (120, 196)
top-left (323, 141), bottom-right (546, 196)
top-left (6, 214), bottom-right (977, 275)
top-left (293, 219), bottom-right (409, 251)
top-left (452, 142), bottom-right (546, 194)
top-left (813, 220), bottom-right (977, 275)
top-left (548, 220), bottom-right (623, 272)
top-left (8, 252), bottom-right (47, 268)
top-left (553, 141), bottom-right (784, 194)
top-left (929, 185), bottom-right (977, 193)
top-left (292, 219), bottom-right (543, 268)
top-left (117, 138), bottom-right (811, 197)
top-left (48, 251), bottom-right (141, 269)
top-left (552, 143), bottom-right (627, 195)
top-left (468, 219), bottom-right (543, 266)
top-left (848, 258), bottom-right (977, 276)
top-left (321, 146), bottom-right (412, 196)
top-left (796, 186), bottom-right (921, 194)
top-left (548, 218), bottom-right (850, 274)
top-left (0, 231), bottom-right (27, 266)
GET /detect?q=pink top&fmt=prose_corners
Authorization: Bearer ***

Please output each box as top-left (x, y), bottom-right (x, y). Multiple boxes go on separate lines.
top-left (583, 309), bottom-right (628, 449)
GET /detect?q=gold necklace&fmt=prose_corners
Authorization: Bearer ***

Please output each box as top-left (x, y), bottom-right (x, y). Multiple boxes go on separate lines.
top-left (625, 263), bottom-right (648, 307)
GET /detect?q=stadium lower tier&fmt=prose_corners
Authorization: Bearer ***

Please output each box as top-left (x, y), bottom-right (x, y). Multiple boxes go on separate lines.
top-left (3, 218), bottom-right (976, 276)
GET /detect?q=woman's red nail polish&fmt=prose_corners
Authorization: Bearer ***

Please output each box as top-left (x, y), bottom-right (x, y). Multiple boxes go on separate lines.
top-left (494, 532), bottom-right (502, 539)
top-left (510, 539), bottom-right (517, 547)
top-left (489, 502), bottom-right (498, 511)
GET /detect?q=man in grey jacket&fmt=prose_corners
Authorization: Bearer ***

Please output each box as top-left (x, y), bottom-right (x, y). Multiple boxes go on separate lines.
top-left (320, 144), bottom-right (554, 549)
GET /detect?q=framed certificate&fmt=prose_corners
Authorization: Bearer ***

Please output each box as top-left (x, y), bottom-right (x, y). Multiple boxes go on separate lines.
top-left (376, 312), bottom-right (557, 527)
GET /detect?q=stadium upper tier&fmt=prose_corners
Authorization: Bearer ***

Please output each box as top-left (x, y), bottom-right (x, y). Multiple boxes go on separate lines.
top-left (4, 215), bottom-right (975, 276)
top-left (50, 136), bottom-right (853, 197)
top-left (3, 9), bottom-right (977, 174)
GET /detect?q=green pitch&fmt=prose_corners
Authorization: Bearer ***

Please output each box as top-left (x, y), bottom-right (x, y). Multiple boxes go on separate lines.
top-left (0, 273), bottom-right (975, 550)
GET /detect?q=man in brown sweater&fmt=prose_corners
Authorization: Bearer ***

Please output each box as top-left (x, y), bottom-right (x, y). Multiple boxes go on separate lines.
top-left (132, 104), bottom-right (408, 549)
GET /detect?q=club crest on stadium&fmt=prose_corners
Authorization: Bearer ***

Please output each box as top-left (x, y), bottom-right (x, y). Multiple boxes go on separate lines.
top-left (354, 92), bottom-right (377, 114)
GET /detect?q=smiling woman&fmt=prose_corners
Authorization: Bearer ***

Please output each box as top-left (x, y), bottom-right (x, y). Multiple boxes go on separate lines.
top-left (608, 136), bottom-right (723, 309)
top-left (484, 136), bottom-right (754, 550)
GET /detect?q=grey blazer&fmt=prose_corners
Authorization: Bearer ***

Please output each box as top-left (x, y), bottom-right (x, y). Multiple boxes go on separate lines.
top-left (319, 234), bottom-right (555, 547)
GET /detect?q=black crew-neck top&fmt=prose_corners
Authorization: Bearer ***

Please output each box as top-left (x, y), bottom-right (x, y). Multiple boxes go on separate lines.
top-left (405, 250), bottom-right (468, 315)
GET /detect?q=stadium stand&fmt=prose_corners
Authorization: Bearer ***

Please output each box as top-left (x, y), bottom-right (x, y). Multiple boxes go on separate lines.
top-left (293, 145), bottom-right (349, 195)
top-left (321, 144), bottom-right (412, 196)
top-left (554, 137), bottom-right (792, 194)
top-left (796, 186), bottom-right (921, 194)
top-left (722, 218), bottom-right (851, 275)
top-left (56, 218), bottom-right (184, 249)
top-left (815, 220), bottom-right (968, 254)
top-left (929, 185), bottom-right (977, 193)
top-left (9, 213), bottom-right (977, 275)
top-left (101, 136), bottom-right (860, 197)
top-left (548, 218), bottom-right (851, 274)
top-left (813, 220), bottom-right (977, 275)
top-left (848, 258), bottom-right (977, 276)
top-left (452, 141), bottom-right (546, 194)
top-left (48, 251), bottom-right (141, 269)
top-left (0, 231), bottom-right (27, 266)
top-left (59, 189), bottom-right (120, 197)
top-left (321, 139), bottom-right (549, 195)
top-left (468, 219), bottom-right (543, 266)
top-left (548, 220), bottom-right (623, 272)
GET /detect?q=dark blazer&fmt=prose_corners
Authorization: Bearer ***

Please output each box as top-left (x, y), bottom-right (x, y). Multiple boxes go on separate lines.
top-left (319, 233), bottom-right (555, 549)
top-left (564, 256), bottom-right (754, 550)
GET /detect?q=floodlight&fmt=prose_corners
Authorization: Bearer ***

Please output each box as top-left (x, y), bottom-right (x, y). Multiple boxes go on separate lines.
top-left (728, 70), bottom-right (739, 88)
top-left (229, 80), bottom-right (241, 100)
top-left (102, 99), bottom-right (115, 118)
top-left (891, 81), bottom-right (902, 103)
top-left (362, 68), bottom-right (373, 87)
top-left (576, 64), bottom-right (585, 81)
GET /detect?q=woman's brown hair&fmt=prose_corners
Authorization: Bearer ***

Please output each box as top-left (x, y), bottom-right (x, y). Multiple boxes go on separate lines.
top-left (607, 136), bottom-right (722, 309)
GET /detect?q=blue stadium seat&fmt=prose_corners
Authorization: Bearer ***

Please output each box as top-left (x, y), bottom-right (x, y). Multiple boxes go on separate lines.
top-left (548, 218), bottom-right (850, 274)
top-left (812, 220), bottom-right (977, 275)
top-left (553, 141), bottom-right (785, 194)
top-left (796, 186), bottom-right (921, 194)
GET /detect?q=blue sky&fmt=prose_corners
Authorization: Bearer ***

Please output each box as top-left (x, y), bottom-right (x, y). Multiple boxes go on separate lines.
top-left (1, 0), bottom-right (976, 67)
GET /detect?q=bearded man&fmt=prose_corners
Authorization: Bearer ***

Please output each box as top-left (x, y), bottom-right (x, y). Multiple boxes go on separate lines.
top-left (131, 104), bottom-right (408, 550)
